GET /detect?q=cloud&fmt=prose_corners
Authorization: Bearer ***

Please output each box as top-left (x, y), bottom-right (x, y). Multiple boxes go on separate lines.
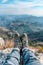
top-left (2, 0), bottom-right (8, 3)
top-left (0, 0), bottom-right (43, 4)
top-left (0, 0), bottom-right (43, 16)
top-left (0, 6), bottom-right (43, 16)
top-left (0, 0), bottom-right (16, 4)
top-left (0, 0), bottom-right (39, 4)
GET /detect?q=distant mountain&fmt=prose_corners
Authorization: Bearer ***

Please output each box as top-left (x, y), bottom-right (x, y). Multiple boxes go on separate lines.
top-left (0, 15), bottom-right (43, 41)
top-left (0, 15), bottom-right (43, 25)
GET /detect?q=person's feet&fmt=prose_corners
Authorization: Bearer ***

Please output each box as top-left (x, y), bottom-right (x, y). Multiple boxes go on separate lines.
top-left (14, 32), bottom-right (28, 49)
top-left (20, 33), bottom-right (28, 48)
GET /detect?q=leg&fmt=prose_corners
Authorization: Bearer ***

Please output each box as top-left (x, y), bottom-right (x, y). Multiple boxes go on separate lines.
top-left (22, 47), bottom-right (41, 65)
top-left (3, 48), bottom-right (20, 65)
top-left (21, 33), bottom-right (41, 65)
top-left (3, 32), bottom-right (21, 65)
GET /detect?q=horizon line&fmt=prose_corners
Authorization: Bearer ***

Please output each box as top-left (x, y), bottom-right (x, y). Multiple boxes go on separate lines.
top-left (0, 14), bottom-right (43, 17)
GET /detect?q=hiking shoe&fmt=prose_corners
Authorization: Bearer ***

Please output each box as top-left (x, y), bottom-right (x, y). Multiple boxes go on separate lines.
top-left (20, 33), bottom-right (28, 48)
top-left (14, 31), bottom-right (22, 49)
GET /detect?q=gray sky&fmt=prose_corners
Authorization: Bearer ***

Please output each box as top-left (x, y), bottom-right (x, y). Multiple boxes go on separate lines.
top-left (0, 0), bottom-right (43, 16)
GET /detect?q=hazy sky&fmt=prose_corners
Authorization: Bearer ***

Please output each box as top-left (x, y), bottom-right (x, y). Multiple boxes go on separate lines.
top-left (0, 0), bottom-right (43, 16)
